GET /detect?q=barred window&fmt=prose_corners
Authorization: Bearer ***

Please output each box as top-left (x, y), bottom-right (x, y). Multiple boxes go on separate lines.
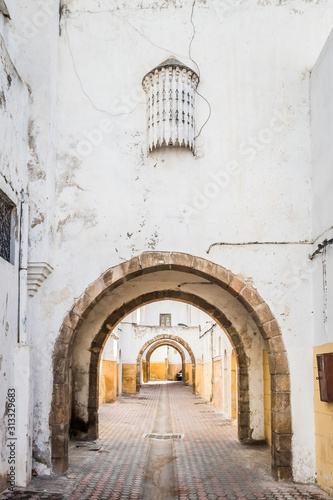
top-left (159, 313), bottom-right (171, 327)
top-left (0, 191), bottom-right (14, 263)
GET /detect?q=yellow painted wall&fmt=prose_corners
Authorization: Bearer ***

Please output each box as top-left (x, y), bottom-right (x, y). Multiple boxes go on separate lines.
top-left (313, 343), bottom-right (333, 495)
top-left (212, 359), bottom-right (223, 411)
top-left (99, 360), bottom-right (118, 404)
top-left (202, 362), bottom-right (212, 401)
top-left (149, 361), bottom-right (166, 381)
top-left (122, 364), bottom-right (137, 393)
top-left (185, 363), bottom-right (192, 385)
top-left (263, 350), bottom-right (271, 446)
top-left (142, 360), bottom-right (148, 383)
top-left (167, 363), bottom-right (182, 380)
top-left (195, 363), bottom-right (202, 394)
top-left (231, 352), bottom-right (237, 419)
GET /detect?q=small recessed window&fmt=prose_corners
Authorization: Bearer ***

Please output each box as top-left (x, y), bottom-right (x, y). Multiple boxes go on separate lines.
top-left (160, 313), bottom-right (171, 327)
top-left (0, 191), bottom-right (15, 263)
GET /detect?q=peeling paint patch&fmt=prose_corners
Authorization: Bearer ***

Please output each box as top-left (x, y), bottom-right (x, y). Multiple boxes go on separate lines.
top-left (57, 154), bottom-right (82, 194)
top-left (57, 210), bottom-right (98, 241)
top-left (0, 90), bottom-right (6, 109)
top-left (28, 121), bottom-right (45, 181)
top-left (31, 214), bottom-right (45, 228)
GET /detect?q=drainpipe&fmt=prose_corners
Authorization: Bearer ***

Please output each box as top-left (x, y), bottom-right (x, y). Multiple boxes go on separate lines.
top-left (18, 193), bottom-right (29, 343)
top-left (15, 192), bottom-right (33, 486)
top-left (210, 327), bottom-right (214, 402)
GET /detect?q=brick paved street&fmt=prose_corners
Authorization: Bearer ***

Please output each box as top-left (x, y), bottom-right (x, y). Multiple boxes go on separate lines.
top-left (0, 382), bottom-right (330, 500)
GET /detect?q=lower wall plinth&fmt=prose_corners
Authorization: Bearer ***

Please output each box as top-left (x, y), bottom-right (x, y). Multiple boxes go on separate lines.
top-left (100, 360), bottom-right (118, 403)
top-left (0, 474), bottom-right (8, 494)
top-left (313, 343), bottom-right (333, 495)
top-left (122, 364), bottom-right (137, 393)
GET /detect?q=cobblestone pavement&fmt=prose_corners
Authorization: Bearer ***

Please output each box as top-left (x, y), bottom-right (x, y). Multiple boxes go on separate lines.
top-left (0, 382), bottom-right (330, 500)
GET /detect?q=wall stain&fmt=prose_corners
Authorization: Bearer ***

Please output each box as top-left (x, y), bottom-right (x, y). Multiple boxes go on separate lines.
top-left (31, 214), bottom-right (45, 228)
top-left (28, 121), bottom-right (45, 181)
top-left (57, 154), bottom-right (83, 194)
top-left (0, 90), bottom-right (6, 109)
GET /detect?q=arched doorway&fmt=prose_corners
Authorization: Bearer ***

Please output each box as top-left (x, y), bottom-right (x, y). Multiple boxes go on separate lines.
top-left (50, 252), bottom-right (292, 481)
top-left (144, 340), bottom-right (185, 384)
top-left (137, 335), bottom-right (195, 393)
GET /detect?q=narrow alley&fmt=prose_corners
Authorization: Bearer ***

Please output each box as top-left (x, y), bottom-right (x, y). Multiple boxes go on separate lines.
top-left (0, 383), bottom-right (329, 500)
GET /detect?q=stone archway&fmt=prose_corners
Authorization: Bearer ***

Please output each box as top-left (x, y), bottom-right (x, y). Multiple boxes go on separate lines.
top-left (137, 335), bottom-right (195, 393)
top-left (144, 340), bottom-right (185, 386)
top-left (51, 252), bottom-right (292, 481)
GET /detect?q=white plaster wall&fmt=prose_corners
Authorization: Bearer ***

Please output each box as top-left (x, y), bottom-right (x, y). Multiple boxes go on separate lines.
top-left (119, 324), bottom-right (199, 364)
top-left (137, 301), bottom-right (193, 327)
top-left (0, 1), bottom-right (59, 268)
top-left (20, 0), bottom-right (333, 483)
top-left (308, 32), bottom-right (333, 483)
top-left (150, 346), bottom-right (167, 363)
top-left (150, 346), bottom-right (182, 365)
top-left (0, 0), bottom-right (59, 264)
top-left (0, 17), bottom-right (30, 489)
top-left (101, 337), bottom-right (118, 362)
top-left (0, 4), bottom-right (60, 475)
top-left (311, 28), bottom-right (333, 349)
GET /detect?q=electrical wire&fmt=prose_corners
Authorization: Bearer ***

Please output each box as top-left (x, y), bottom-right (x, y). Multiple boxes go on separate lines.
top-left (64, 17), bottom-right (144, 118)
top-left (64, 0), bottom-right (212, 142)
top-left (101, 0), bottom-right (191, 62)
top-left (188, 0), bottom-right (212, 148)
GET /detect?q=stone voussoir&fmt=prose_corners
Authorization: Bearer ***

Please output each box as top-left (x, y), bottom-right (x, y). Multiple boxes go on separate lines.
top-left (227, 276), bottom-right (247, 297)
top-left (171, 251), bottom-right (195, 269)
top-left (271, 374), bottom-right (291, 392)
top-left (251, 302), bottom-right (275, 326)
top-left (57, 325), bottom-right (74, 345)
top-left (238, 285), bottom-right (264, 313)
top-left (269, 351), bottom-right (290, 375)
top-left (63, 310), bottom-right (81, 331)
top-left (259, 319), bottom-right (281, 340)
top-left (267, 335), bottom-right (286, 353)
top-left (85, 276), bottom-right (108, 304)
top-left (272, 409), bottom-right (292, 434)
top-left (272, 433), bottom-right (292, 452)
top-left (140, 251), bottom-right (172, 270)
top-left (271, 392), bottom-right (291, 411)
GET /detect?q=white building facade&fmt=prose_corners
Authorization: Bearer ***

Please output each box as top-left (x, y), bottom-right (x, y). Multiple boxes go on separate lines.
top-left (1, 0), bottom-right (333, 495)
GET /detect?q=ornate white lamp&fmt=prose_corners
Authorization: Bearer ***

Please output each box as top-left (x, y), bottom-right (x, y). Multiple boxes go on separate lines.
top-left (142, 58), bottom-right (199, 153)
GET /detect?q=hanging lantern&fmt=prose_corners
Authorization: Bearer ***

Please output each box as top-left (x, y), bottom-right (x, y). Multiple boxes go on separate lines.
top-left (142, 58), bottom-right (199, 154)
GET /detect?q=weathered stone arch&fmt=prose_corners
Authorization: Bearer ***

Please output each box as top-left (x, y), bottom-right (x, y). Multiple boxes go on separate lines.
top-left (144, 339), bottom-right (186, 386)
top-left (137, 335), bottom-right (195, 392)
top-left (85, 290), bottom-right (251, 449)
top-left (51, 251), bottom-right (292, 481)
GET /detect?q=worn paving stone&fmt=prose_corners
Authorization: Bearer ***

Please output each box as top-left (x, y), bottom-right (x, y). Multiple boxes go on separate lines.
top-left (0, 383), bottom-right (330, 500)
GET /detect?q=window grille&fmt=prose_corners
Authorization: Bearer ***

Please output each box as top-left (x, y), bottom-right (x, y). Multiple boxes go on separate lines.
top-left (0, 192), bottom-right (13, 263)
top-left (160, 313), bottom-right (171, 327)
